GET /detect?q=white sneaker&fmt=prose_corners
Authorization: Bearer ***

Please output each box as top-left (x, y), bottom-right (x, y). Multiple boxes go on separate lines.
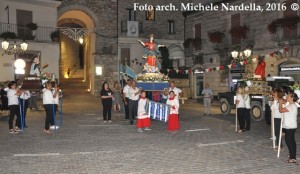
top-left (103, 120), bottom-right (107, 123)
top-left (144, 127), bottom-right (151, 131)
top-left (108, 120), bottom-right (112, 123)
top-left (137, 128), bottom-right (143, 132)
top-left (50, 125), bottom-right (59, 130)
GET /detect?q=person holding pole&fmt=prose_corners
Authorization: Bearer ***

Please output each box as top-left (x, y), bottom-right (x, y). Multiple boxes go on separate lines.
top-left (236, 86), bottom-right (246, 133)
top-left (43, 81), bottom-right (58, 134)
top-left (6, 81), bottom-right (21, 133)
top-left (278, 92), bottom-right (298, 163)
top-left (123, 79), bottom-right (132, 120)
top-left (272, 89), bottom-right (284, 149)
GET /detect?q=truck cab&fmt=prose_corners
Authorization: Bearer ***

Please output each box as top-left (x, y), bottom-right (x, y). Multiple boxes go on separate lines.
top-left (218, 76), bottom-right (294, 121)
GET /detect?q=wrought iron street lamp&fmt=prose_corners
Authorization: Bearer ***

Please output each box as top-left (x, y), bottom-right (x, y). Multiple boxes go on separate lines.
top-left (1, 40), bottom-right (28, 55)
top-left (231, 49), bottom-right (252, 77)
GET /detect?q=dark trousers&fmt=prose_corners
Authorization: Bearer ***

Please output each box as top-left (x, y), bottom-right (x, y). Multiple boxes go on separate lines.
top-left (237, 108), bottom-right (247, 130)
top-left (274, 118), bottom-right (281, 146)
top-left (265, 104), bottom-right (271, 125)
top-left (102, 101), bottom-right (112, 121)
top-left (44, 104), bottom-right (53, 130)
top-left (124, 97), bottom-right (129, 119)
top-left (50, 104), bottom-right (58, 125)
top-left (28, 96), bottom-right (38, 109)
top-left (19, 99), bottom-right (28, 126)
top-left (285, 129), bottom-right (297, 159)
top-left (245, 108), bottom-right (251, 130)
top-left (129, 99), bottom-right (138, 124)
top-left (8, 105), bottom-right (20, 130)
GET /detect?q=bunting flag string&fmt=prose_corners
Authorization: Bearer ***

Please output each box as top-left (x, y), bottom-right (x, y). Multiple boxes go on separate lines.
top-left (203, 47), bottom-right (288, 73)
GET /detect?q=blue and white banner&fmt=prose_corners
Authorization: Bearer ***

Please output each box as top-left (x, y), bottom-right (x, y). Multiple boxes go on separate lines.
top-left (146, 100), bottom-right (170, 122)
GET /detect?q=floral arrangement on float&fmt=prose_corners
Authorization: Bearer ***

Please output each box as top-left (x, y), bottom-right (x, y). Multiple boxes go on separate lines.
top-left (136, 73), bottom-right (169, 82)
top-left (207, 31), bottom-right (224, 44)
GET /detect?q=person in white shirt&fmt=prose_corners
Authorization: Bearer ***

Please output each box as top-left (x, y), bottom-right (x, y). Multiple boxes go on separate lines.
top-left (43, 81), bottom-right (58, 133)
top-left (166, 91), bottom-right (180, 131)
top-left (168, 81), bottom-right (183, 100)
top-left (6, 81), bottom-right (22, 133)
top-left (279, 91), bottom-right (298, 163)
top-left (271, 89), bottom-right (285, 148)
top-left (128, 81), bottom-right (141, 125)
top-left (122, 79), bottom-right (131, 119)
top-left (50, 82), bottom-right (59, 129)
top-left (136, 91), bottom-right (151, 132)
top-left (236, 86), bottom-right (246, 133)
top-left (201, 83), bottom-right (213, 115)
top-left (19, 90), bottom-right (31, 128)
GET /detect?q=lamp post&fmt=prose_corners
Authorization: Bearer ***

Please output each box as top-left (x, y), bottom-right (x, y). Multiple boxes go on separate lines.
top-left (1, 40), bottom-right (28, 55)
top-left (231, 49), bottom-right (252, 78)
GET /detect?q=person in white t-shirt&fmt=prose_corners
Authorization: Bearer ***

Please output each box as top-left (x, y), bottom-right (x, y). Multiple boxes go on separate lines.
top-left (279, 91), bottom-right (298, 163)
top-left (201, 83), bottom-right (213, 115)
top-left (122, 79), bottom-right (131, 119)
top-left (168, 81), bottom-right (183, 100)
top-left (236, 86), bottom-right (246, 133)
top-left (244, 89), bottom-right (251, 131)
top-left (128, 81), bottom-right (142, 125)
top-left (271, 89), bottom-right (285, 148)
top-left (6, 81), bottom-right (22, 133)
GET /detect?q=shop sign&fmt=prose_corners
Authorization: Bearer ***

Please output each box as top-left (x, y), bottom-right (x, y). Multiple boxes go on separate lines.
top-left (280, 67), bottom-right (300, 71)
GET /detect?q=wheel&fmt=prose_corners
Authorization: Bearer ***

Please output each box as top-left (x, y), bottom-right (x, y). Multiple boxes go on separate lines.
top-left (220, 98), bottom-right (231, 115)
top-left (250, 101), bottom-right (264, 121)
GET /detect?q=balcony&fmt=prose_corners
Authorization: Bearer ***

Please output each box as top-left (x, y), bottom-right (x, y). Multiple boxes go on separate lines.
top-left (0, 22), bottom-right (57, 42)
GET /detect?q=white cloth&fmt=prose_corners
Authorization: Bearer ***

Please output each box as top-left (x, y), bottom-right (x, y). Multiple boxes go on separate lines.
top-left (166, 98), bottom-right (179, 114)
top-left (236, 94), bottom-right (246, 108)
top-left (201, 88), bottom-right (213, 98)
top-left (272, 100), bottom-right (282, 119)
top-left (43, 89), bottom-right (54, 104)
top-left (128, 87), bottom-right (140, 101)
top-left (283, 103), bottom-right (298, 129)
top-left (137, 98), bottom-right (149, 119)
top-left (52, 90), bottom-right (59, 104)
top-left (30, 63), bottom-right (40, 76)
top-left (245, 94), bottom-right (251, 109)
top-left (123, 85), bottom-right (130, 98)
top-left (7, 89), bottom-right (19, 106)
top-left (20, 90), bottom-right (31, 100)
top-left (169, 87), bottom-right (182, 100)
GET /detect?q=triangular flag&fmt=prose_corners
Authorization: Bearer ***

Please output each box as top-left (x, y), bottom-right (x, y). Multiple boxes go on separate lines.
top-left (167, 69), bottom-right (170, 72)
top-left (176, 70), bottom-right (179, 73)
top-left (252, 58), bottom-right (257, 63)
top-left (220, 66), bottom-right (224, 70)
top-left (227, 64), bottom-right (231, 69)
top-left (216, 67), bottom-right (220, 71)
top-left (265, 54), bottom-right (270, 59)
top-left (284, 47), bottom-right (289, 52)
top-left (185, 70), bottom-right (189, 74)
top-left (279, 49), bottom-right (284, 54)
top-left (209, 68), bottom-right (212, 72)
top-left (240, 61), bottom-right (244, 65)
top-left (205, 68), bottom-right (209, 72)
top-left (270, 53), bottom-right (274, 57)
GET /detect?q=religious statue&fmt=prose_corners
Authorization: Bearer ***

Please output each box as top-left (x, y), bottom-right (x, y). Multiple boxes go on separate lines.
top-left (138, 34), bottom-right (165, 73)
top-left (30, 53), bottom-right (41, 76)
top-left (254, 55), bottom-right (266, 79)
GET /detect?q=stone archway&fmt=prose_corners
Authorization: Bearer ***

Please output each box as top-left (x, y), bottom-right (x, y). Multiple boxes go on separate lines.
top-left (58, 5), bottom-right (98, 94)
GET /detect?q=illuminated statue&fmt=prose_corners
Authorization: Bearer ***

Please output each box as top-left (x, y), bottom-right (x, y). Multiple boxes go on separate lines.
top-left (254, 55), bottom-right (266, 79)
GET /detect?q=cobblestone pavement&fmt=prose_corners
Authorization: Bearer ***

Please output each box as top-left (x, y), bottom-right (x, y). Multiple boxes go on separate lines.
top-left (0, 95), bottom-right (299, 174)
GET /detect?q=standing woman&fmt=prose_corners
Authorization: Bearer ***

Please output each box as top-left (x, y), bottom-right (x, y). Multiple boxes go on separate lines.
top-left (279, 91), bottom-right (298, 163)
top-left (112, 81), bottom-right (122, 112)
top-left (43, 81), bottom-right (58, 133)
top-left (100, 82), bottom-right (114, 123)
top-left (272, 89), bottom-right (284, 149)
top-left (6, 81), bottom-right (21, 133)
top-left (236, 86), bottom-right (246, 133)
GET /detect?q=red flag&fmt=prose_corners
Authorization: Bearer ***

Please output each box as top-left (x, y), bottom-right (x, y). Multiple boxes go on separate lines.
top-left (220, 66), bottom-right (224, 70)
top-left (270, 53), bottom-right (274, 57)
top-left (284, 47), bottom-right (289, 52)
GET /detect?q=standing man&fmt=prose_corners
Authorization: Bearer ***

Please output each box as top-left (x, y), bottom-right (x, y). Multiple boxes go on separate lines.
top-left (128, 81), bottom-right (141, 125)
top-left (19, 90), bottom-right (31, 128)
top-left (123, 79), bottom-right (131, 120)
top-left (201, 83), bottom-right (213, 115)
top-left (168, 81), bottom-right (183, 100)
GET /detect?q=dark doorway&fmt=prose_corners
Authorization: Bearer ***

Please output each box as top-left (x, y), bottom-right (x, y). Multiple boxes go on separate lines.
top-left (79, 44), bottom-right (84, 69)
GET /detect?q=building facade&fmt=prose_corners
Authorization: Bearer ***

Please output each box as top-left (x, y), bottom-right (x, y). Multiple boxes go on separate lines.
top-left (0, 0), bottom-right (61, 82)
top-left (184, 0), bottom-right (300, 98)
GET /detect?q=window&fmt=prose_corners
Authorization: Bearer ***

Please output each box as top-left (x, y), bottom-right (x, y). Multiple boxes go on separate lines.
top-left (126, 8), bottom-right (136, 21)
top-left (194, 53), bottom-right (203, 65)
top-left (16, 9), bottom-right (32, 39)
top-left (168, 20), bottom-right (175, 34)
top-left (194, 23), bottom-right (202, 50)
top-left (231, 13), bottom-right (240, 45)
top-left (283, 0), bottom-right (297, 39)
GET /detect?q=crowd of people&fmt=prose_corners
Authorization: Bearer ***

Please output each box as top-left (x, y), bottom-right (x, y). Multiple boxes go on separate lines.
top-left (100, 79), bottom-right (183, 132)
top-left (236, 86), bottom-right (298, 163)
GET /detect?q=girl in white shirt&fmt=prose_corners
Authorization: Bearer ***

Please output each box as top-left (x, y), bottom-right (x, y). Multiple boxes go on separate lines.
top-left (272, 89), bottom-right (285, 148)
top-left (279, 91), bottom-right (298, 163)
top-left (6, 81), bottom-right (21, 133)
top-left (43, 81), bottom-right (58, 133)
top-left (236, 86), bottom-right (246, 133)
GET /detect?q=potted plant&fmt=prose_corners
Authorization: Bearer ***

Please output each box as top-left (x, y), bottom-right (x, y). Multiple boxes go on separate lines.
top-left (208, 31), bottom-right (224, 43)
top-left (229, 25), bottom-right (249, 40)
top-left (0, 31), bottom-right (17, 39)
top-left (26, 23), bottom-right (38, 30)
top-left (50, 30), bottom-right (59, 42)
top-left (183, 38), bottom-right (194, 48)
top-left (25, 22), bottom-right (38, 40)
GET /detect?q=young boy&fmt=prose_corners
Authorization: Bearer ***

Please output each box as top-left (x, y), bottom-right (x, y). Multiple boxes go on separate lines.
top-left (166, 91), bottom-right (180, 131)
top-left (137, 91), bottom-right (151, 132)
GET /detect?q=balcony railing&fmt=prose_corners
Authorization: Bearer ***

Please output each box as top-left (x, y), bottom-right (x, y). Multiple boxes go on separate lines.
top-left (0, 22), bottom-right (57, 42)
